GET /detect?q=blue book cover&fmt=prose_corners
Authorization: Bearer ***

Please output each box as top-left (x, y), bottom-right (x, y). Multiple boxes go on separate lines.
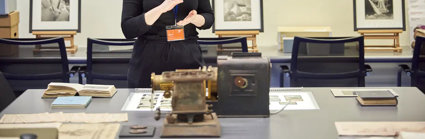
top-left (51, 96), bottom-right (92, 108)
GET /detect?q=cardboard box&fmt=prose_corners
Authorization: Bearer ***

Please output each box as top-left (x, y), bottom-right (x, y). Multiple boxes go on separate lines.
top-left (0, 10), bottom-right (19, 27)
top-left (0, 25), bottom-right (18, 38)
top-left (282, 37), bottom-right (294, 53)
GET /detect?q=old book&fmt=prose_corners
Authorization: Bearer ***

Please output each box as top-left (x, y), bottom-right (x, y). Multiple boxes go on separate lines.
top-left (51, 96), bottom-right (92, 108)
top-left (355, 90), bottom-right (398, 106)
top-left (42, 82), bottom-right (117, 98)
top-left (0, 123), bottom-right (61, 139)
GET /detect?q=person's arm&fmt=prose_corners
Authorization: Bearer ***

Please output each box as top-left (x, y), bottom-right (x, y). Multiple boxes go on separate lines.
top-left (196, 0), bottom-right (214, 29)
top-left (121, 0), bottom-right (183, 39)
top-left (176, 0), bottom-right (214, 29)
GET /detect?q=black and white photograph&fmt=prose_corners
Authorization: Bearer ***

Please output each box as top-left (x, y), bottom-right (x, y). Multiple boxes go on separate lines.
top-left (30, 0), bottom-right (81, 32)
top-left (41, 0), bottom-right (70, 21)
top-left (213, 0), bottom-right (263, 32)
top-left (353, 0), bottom-right (405, 30)
top-left (365, 0), bottom-right (393, 20)
top-left (223, 0), bottom-right (252, 22)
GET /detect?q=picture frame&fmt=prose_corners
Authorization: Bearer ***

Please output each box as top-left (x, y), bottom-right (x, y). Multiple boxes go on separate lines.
top-left (212, 0), bottom-right (264, 32)
top-left (30, 0), bottom-right (81, 32)
top-left (353, 0), bottom-right (406, 31)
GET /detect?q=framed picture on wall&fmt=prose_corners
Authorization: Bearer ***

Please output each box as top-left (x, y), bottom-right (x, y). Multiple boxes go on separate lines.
top-left (353, 0), bottom-right (406, 31)
top-left (30, 0), bottom-right (81, 32)
top-left (212, 0), bottom-right (264, 32)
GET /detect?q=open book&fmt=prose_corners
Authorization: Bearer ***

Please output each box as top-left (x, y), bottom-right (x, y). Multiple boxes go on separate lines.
top-left (42, 82), bottom-right (117, 98)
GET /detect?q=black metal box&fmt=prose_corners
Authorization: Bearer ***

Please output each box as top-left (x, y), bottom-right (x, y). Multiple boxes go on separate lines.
top-left (217, 53), bottom-right (270, 117)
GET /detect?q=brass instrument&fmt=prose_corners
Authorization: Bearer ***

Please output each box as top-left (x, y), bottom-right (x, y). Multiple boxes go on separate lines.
top-left (151, 68), bottom-right (218, 101)
top-left (151, 66), bottom-right (221, 137)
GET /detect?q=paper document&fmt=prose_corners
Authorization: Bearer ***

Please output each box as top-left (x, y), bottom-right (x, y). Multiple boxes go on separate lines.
top-left (123, 88), bottom-right (319, 112)
top-left (0, 112), bottom-right (128, 124)
top-left (269, 88), bottom-right (320, 111)
top-left (335, 122), bottom-right (425, 136)
top-left (59, 123), bottom-right (120, 139)
top-left (121, 88), bottom-right (171, 111)
top-left (408, 0), bottom-right (425, 42)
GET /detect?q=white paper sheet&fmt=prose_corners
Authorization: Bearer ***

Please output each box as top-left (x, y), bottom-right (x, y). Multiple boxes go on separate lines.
top-left (269, 88), bottom-right (320, 111)
top-left (121, 89), bottom-right (171, 112)
top-left (123, 88), bottom-right (320, 112)
top-left (408, 0), bottom-right (425, 42)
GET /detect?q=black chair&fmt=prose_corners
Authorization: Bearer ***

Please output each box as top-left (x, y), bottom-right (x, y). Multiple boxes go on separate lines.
top-left (0, 37), bottom-right (70, 96)
top-left (198, 37), bottom-right (248, 66)
top-left (280, 36), bottom-right (372, 87)
top-left (0, 71), bottom-right (16, 111)
top-left (80, 38), bottom-right (135, 88)
top-left (397, 36), bottom-right (425, 92)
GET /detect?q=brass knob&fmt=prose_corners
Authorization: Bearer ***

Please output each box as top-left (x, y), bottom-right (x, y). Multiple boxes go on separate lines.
top-left (163, 90), bottom-right (171, 98)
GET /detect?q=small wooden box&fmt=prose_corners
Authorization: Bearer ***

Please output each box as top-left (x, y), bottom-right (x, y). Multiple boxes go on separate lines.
top-left (0, 11), bottom-right (19, 56)
top-left (0, 11), bottom-right (19, 27)
top-left (0, 11), bottom-right (19, 38)
top-left (0, 25), bottom-right (18, 38)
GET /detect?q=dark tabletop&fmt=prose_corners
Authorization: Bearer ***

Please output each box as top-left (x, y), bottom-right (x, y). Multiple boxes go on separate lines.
top-left (1, 87), bottom-right (425, 139)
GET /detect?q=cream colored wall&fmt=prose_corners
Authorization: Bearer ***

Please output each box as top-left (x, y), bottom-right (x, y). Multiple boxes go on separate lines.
top-left (258, 0), bottom-right (410, 47)
top-left (17, 0), bottom-right (411, 47)
top-left (17, 0), bottom-right (125, 46)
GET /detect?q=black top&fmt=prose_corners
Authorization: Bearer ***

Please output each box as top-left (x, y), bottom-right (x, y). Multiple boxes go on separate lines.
top-left (121, 0), bottom-right (214, 39)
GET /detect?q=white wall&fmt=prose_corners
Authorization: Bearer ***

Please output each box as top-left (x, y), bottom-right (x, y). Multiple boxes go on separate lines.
top-left (17, 0), bottom-right (411, 47)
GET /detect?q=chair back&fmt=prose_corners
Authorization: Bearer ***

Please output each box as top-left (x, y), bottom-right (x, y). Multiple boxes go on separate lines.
top-left (0, 72), bottom-right (16, 111)
top-left (411, 36), bottom-right (425, 92)
top-left (87, 38), bottom-right (134, 88)
top-left (0, 37), bottom-right (69, 95)
top-left (198, 37), bottom-right (248, 66)
top-left (290, 36), bottom-right (366, 87)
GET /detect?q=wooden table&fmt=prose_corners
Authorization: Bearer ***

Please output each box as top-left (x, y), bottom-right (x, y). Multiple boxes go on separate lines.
top-left (32, 31), bottom-right (78, 54)
top-left (358, 30), bottom-right (403, 53)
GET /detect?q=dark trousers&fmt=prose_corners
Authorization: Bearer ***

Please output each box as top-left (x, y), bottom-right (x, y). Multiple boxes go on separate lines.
top-left (128, 37), bottom-right (204, 88)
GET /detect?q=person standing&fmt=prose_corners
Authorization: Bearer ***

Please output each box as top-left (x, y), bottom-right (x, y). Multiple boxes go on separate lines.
top-left (121, 0), bottom-right (214, 88)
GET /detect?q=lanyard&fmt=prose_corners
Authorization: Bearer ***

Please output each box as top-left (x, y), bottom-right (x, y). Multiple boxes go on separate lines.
top-left (173, 5), bottom-right (178, 25)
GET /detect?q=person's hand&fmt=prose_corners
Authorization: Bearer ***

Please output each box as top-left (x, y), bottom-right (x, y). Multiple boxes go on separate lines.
top-left (158, 0), bottom-right (183, 13)
top-left (177, 10), bottom-right (197, 26)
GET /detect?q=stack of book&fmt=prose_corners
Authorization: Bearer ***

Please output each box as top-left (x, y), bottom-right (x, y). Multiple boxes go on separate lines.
top-left (355, 91), bottom-right (398, 106)
top-left (51, 96), bottom-right (92, 108)
top-left (42, 82), bottom-right (117, 98)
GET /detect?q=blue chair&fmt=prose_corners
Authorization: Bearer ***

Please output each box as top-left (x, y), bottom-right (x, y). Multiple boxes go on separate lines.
top-left (0, 37), bottom-right (70, 96)
top-left (81, 38), bottom-right (135, 88)
top-left (280, 36), bottom-right (372, 87)
top-left (0, 71), bottom-right (15, 111)
top-left (198, 37), bottom-right (248, 52)
top-left (397, 36), bottom-right (425, 93)
top-left (198, 37), bottom-right (248, 66)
